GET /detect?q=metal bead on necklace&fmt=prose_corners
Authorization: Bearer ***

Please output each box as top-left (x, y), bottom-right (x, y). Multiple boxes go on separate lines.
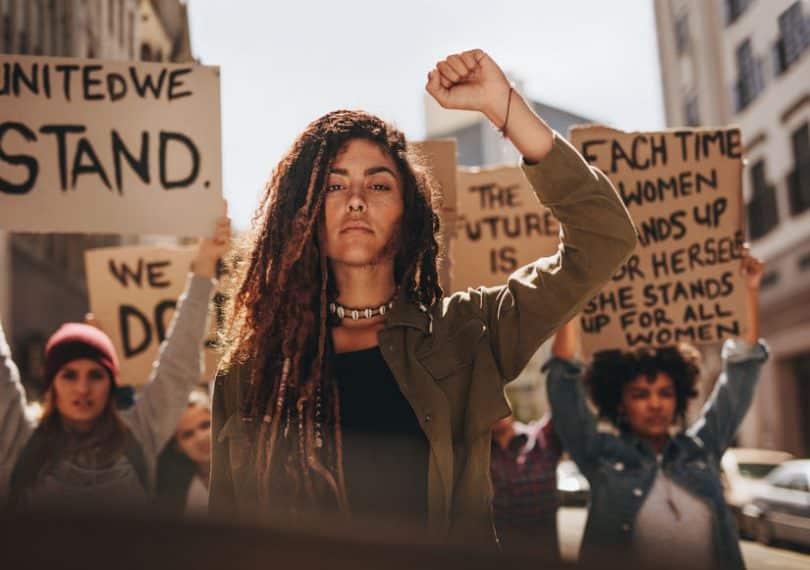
top-left (328, 297), bottom-right (395, 321)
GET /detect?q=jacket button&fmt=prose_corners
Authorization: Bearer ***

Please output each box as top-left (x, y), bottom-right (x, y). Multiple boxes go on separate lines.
top-left (621, 523), bottom-right (631, 532)
top-left (424, 413), bottom-right (432, 423)
top-left (633, 488), bottom-right (643, 497)
top-left (613, 462), bottom-right (625, 472)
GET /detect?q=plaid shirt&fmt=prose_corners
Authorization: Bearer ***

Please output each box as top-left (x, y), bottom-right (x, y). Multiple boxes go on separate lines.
top-left (490, 417), bottom-right (561, 551)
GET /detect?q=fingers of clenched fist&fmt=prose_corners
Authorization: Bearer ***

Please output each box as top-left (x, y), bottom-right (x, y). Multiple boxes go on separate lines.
top-left (432, 49), bottom-right (485, 89)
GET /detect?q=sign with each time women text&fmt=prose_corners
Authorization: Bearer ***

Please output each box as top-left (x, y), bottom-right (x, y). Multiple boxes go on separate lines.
top-left (0, 54), bottom-right (222, 235)
top-left (569, 125), bottom-right (748, 354)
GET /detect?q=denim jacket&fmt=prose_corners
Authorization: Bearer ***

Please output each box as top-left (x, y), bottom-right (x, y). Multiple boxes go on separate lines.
top-left (546, 339), bottom-right (769, 569)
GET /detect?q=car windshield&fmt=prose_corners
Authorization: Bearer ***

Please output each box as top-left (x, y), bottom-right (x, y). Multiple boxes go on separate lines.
top-left (738, 463), bottom-right (779, 479)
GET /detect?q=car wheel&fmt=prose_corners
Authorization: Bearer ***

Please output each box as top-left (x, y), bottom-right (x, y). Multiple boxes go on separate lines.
top-left (755, 516), bottom-right (773, 546)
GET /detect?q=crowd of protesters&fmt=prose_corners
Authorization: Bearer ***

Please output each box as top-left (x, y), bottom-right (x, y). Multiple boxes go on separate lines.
top-left (0, 49), bottom-right (772, 569)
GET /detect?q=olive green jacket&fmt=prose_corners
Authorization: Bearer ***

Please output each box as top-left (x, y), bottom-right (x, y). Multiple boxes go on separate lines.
top-left (210, 132), bottom-right (638, 544)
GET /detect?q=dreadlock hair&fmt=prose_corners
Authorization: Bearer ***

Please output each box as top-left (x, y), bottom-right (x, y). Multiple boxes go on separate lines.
top-left (220, 110), bottom-right (443, 515)
top-left (584, 344), bottom-right (702, 430)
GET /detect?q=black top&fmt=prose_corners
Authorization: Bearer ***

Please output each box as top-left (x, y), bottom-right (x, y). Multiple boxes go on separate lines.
top-left (333, 346), bottom-right (429, 525)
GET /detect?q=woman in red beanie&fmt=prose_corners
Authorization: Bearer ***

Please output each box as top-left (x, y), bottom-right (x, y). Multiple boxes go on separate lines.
top-left (0, 212), bottom-right (230, 512)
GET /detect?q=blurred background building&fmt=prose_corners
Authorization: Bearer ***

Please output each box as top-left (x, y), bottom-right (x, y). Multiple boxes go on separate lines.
top-left (654, 0), bottom-right (810, 456)
top-left (424, 87), bottom-right (594, 421)
top-left (0, 0), bottom-right (193, 392)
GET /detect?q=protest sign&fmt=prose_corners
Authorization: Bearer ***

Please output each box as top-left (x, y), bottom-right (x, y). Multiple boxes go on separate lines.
top-left (569, 125), bottom-right (747, 353)
top-left (451, 166), bottom-right (560, 292)
top-left (0, 54), bottom-right (222, 235)
top-left (85, 245), bottom-right (222, 387)
top-left (412, 139), bottom-right (457, 291)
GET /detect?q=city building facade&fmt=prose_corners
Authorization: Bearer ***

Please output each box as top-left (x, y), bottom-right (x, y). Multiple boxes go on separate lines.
top-left (654, 0), bottom-right (810, 456)
top-left (0, 0), bottom-right (192, 392)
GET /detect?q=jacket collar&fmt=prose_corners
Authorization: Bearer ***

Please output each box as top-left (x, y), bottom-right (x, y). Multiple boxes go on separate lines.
top-left (618, 428), bottom-right (692, 461)
top-left (383, 292), bottom-right (433, 333)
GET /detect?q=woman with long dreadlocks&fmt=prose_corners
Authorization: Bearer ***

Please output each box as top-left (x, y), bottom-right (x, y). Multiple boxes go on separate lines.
top-left (210, 49), bottom-right (638, 543)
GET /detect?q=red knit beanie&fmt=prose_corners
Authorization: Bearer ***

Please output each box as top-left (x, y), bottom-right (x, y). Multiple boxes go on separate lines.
top-left (44, 323), bottom-right (120, 388)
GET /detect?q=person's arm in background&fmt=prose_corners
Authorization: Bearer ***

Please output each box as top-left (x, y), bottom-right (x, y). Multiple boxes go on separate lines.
top-left (545, 318), bottom-right (601, 478)
top-left (688, 248), bottom-right (769, 456)
top-left (0, 320), bottom-right (36, 499)
top-left (125, 208), bottom-right (231, 462)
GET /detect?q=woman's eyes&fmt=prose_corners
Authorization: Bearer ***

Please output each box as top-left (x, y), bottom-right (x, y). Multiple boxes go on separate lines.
top-left (88, 370), bottom-right (107, 382)
top-left (326, 181), bottom-right (392, 192)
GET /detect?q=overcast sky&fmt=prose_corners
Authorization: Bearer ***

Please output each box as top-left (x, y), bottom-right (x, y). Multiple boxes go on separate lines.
top-left (187, 0), bottom-right (665, 229)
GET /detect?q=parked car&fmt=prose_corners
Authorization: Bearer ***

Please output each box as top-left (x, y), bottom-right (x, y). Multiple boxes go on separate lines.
top-left (557, 459), bottom-right (589, 506)
top-left (721, 447), bottom-right (794, 537)
top-left (747, 459), bottom-right (810, 548)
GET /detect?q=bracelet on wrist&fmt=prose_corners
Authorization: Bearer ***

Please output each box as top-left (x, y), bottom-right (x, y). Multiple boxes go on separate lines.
top-left (499, 86), bottom-right (514, 138)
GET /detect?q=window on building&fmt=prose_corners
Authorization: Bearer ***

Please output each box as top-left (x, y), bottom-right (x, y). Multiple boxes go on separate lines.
top-left (34, 0), bottom-right (45, 55)
top-left (747, 160), bottom-right (779, 239)
top-left (684, 94), bottom-right (700, 126)
top-left (128, 10), bottom-right (134, 58)
top-left (18, 0), bottom-right (29, 54)
top-left (725, 0), bottom-right (751, 26)
top-left (50, 0), bottom-right (59, 55)
top-left (118, 0), bottom-right (124, 46)
top-left (675, 13), bottom-right (690, 56)
top-left (775, 1), bottom-right (809, 73)
top-left (63, 3), bottom-right (72, 56)
top-left (789, 122), bottom-right (810, 216)
top-left (760, 270), bottom-right (780, 290)
top-left (140, 42), bottom-right (152, 61)
top-left (29, 0), bottom-right (41, 54)
top-left (735, 38), bottom-right (764, 112)
top-left (1, 0), bottom-right (9, 53)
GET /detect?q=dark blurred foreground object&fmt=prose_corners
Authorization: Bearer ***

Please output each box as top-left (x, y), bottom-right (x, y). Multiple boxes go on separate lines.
top-left (0, 509), bottom-right (590, 570)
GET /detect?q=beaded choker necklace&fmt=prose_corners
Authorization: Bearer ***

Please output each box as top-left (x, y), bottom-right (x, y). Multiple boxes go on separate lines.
top-left (328, 297), bottom-right (395, 321)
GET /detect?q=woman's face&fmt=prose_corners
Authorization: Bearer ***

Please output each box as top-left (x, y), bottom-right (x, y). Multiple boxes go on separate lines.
top-left (52, 358), bottom-right (112, 431)
top-left (323, 138), bottom-right (404, 267)
top-left (175, 405), bottom-right (212, 465)
top-left (620, 372), bottom-right (677, 440)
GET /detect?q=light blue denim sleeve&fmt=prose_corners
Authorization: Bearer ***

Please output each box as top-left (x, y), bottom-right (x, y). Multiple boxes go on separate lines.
top-left (545, 356), bottom-right (601, 478)
top-left (686, 339), bottom-right (769, 457)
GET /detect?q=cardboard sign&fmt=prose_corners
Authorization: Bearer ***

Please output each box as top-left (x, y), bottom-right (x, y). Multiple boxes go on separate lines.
top-left (85, 245), bottom-right (222, 387)
top-left (569, 126), bottom-right (748, 353)
top-left (451, 166), bottom-right (560, 292)
top-left (412, 139), bottom-right (457, 292)
top-left (0, 54), bottom-right (223, 235)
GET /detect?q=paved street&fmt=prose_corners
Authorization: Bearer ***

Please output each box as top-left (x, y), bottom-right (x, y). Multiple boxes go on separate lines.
top-left (557, 507), bottom-right (810, 569)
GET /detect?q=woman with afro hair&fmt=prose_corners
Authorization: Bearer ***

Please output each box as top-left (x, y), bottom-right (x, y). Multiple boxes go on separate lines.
top-left (547, 250), bottom-right (767, 569)
top-left (210, 49), bottom-right (637, 545)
